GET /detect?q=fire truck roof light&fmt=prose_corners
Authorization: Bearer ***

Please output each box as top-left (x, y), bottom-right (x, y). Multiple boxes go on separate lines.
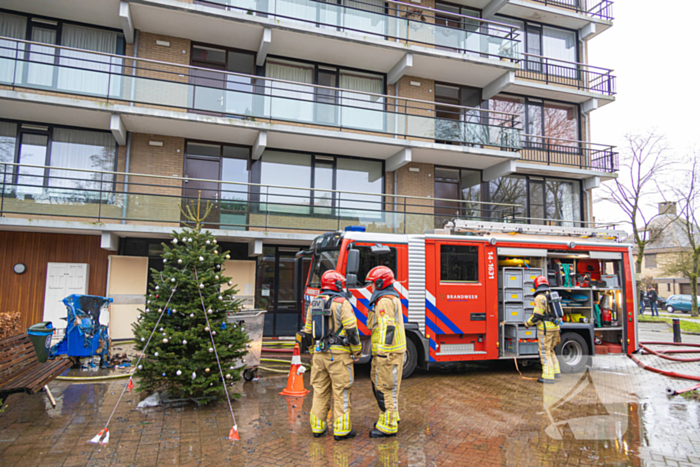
top-left (345, 226), bottom-right (366, 232)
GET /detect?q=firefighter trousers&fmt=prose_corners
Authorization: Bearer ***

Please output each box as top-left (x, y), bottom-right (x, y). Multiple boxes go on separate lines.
top-left (371, 352), bottom-right (404, 434)
top-left (309, 350), bottom-right (355, 436)
top-left (537, 325), bottom-right (561, 381)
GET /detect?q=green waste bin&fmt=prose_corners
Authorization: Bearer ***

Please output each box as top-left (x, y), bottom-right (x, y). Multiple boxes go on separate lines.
top-left (27, 322), bottom-right (54, 363)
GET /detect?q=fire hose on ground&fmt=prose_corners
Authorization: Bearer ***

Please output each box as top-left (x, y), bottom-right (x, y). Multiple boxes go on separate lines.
top-left (630, 341), bottom-right (700, 392)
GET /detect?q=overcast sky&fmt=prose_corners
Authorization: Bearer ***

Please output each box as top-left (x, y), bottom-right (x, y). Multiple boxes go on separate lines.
top-left (589, 0), bottom-right (700, 224)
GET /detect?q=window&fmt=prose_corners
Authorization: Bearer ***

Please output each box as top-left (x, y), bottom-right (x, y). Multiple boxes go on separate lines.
top-left (265, 58), bottom-right (385, 129)
top-left (496, 16), bottom-right (577, 76)
top-left (488, 96), bottom-right (579, 144)
top-left (488, 174), bottom-right (581, 224)
top-left (645, 254), bottom-right (657, 269)
top-left (441, 245), bottom-right (479, 282)
top-left (353, 246), bottom-right (398, 287)
top-left (253, 150), bottom-right (384, 217)
top-left (2, 121), bottom-right (118, 200)
top-left (1, 12), bottom-right (125, 95)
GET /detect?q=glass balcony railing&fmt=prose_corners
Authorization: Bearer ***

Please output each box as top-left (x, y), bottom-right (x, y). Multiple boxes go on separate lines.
top-left (528, 0), bottom-right (613, 21)
top-left (0, 163), bottom-right (525, 234)
top-left (0, 37), bottom-right (522, 150)
top-left (195, 0), bottom-right (521, 60)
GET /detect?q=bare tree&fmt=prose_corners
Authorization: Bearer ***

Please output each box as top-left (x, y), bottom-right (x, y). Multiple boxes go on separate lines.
top-left (598, 131), bottom-right (674, 276)
top-left (666, 151), bottom-right (700, 317)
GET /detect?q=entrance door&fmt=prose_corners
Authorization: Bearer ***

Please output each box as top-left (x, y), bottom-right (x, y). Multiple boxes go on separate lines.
top-left (43, 263), bottom-right (89, 337)
top-left (257, 246), bottom-right (305, 336)
top-left (183, 155), bottom-right (220, 226)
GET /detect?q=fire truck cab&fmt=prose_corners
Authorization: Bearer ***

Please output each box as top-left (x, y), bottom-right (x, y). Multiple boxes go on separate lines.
top-left (302, 220), bottom-right (638, 378)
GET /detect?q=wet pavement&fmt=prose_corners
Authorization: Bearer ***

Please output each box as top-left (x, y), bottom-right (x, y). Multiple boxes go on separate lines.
top-left (1, 323), bottom-right (700, 467)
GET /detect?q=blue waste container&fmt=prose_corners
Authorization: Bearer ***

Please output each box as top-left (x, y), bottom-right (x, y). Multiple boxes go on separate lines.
top-left (27, 322), bottom-right (54, 363)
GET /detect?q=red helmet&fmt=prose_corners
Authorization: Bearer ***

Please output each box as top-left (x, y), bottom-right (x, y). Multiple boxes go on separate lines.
top-left (534, 275), bottom-right (549, 293)
top-left (366, 266), bottom-right (394, 290)
top-left (321, 270), bottom-right (345, 292)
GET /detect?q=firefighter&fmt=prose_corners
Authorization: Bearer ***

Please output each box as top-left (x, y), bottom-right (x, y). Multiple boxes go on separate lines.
top-left (525, 275), bottom-right (561, 384)
top-left (304, 270), bottom-right (361, 441)
top-left (365, 266), bottom-right (406, 438)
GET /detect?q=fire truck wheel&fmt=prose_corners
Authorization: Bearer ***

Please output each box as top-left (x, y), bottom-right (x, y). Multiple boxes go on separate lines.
top-left (403, 339), bottom-right (418, 379)
top-left (557, 332), bottom-right (590, 374)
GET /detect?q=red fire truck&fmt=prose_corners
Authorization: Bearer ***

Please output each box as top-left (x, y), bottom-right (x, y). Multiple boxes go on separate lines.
top-left (302, 220), bottom-right (638, 378)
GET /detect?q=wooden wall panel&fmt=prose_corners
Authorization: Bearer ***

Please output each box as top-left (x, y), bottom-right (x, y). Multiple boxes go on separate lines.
top-left (0, 232), bottom-right (111, 330)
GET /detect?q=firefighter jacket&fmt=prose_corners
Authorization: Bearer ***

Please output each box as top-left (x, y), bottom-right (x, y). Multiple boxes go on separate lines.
top-left (304, 294), bottom-right (362, 357)
top-left (526, 293), bottom-right (560, 332)
top-left (368, 296), bottom-right (406, 356)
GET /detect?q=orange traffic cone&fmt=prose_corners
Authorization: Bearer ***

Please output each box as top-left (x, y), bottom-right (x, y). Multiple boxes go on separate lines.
top-left (279, 343), bottom-right (309, 397)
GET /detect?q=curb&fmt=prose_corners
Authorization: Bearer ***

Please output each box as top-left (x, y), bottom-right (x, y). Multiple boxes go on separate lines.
top-left (639, 320), bottom-right (700, 336)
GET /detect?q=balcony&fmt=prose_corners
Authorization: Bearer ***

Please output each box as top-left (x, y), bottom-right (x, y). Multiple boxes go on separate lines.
top-left (0, 37), bottom-right (523, 168)
top-left (519, 135), bottom-right (618, 173)
top-left (514, 54), bottom-right (616, 98)
top-left (123, 0), bottom-right (522, 89)
top-left (528, 0), bottom-right (613, 21)
top-left (0, 162), bottom-right (526, 235)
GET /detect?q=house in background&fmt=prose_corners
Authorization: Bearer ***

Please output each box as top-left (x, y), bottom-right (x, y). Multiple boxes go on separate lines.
top-left (0, 0), bottom-right (617, 337)
top-left (627, 202), bottom-right (700, 296)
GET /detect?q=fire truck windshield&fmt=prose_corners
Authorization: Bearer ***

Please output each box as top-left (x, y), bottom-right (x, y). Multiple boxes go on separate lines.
top-left (309, 249), bottom-right (340, 288)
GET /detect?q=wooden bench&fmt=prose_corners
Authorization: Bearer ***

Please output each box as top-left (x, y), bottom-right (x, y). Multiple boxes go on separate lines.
top-left (0, 334), bottom-right (73, 401)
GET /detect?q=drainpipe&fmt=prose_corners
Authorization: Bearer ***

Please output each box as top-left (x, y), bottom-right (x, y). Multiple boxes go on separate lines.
top-left (121, 30), bottom-right (139, 224)
top-left (580, 35), bottom-right (592, 225)
top-left (393, 81), bottom-right (399, 233)
top-left (121, 131), bottom-right (132, 224)
top-left (129, 29), bottom-right (140, 106)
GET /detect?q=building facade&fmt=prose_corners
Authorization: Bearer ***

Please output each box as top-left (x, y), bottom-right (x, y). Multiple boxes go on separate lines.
top-left (629, 203), bottom-right (700, 298)
top-left (0, 0), bottom-right (617, 336)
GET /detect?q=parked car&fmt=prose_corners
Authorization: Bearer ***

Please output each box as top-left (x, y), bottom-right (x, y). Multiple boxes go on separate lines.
top-left (656, 296), bottom-right (667, 308)
top-left (665, 295), bottom-right (700, 313)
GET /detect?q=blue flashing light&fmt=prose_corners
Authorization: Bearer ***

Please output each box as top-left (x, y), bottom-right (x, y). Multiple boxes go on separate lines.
top-left (345, 225), bottom-right (366, 232)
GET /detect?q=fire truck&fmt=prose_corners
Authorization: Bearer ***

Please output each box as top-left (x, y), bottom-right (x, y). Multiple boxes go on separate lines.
top-left (302, 220), bottom-right (638, 378)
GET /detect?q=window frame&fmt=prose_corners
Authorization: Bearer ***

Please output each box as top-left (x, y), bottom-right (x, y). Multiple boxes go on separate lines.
top-left (250, 148), bottom-right (385, 219)
top-left (439, 244), bottom-right (480, 283)
top-left (0, 118), bottom-right (119, 197)
top-left (347, 244), bottom-right (399, 289)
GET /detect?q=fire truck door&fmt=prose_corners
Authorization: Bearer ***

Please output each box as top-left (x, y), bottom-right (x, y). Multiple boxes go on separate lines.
top-left (432, 241), bottom-right (487, 335)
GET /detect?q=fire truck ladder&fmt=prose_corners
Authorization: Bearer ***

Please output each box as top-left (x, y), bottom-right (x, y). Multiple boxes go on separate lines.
top-left (444, 219), bottom-right (623, 241)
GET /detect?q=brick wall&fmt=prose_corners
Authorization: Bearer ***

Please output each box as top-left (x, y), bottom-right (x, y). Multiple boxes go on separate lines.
top-left (396, 75), bottom-right (436, 141)
top-left (132, 33), bottom-right (192, 111)
top-left (126, 133), bottom-right (185, 224)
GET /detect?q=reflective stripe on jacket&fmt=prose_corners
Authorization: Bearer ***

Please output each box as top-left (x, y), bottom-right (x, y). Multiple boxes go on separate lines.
top-left (368, 296), bottom-right (406, 355)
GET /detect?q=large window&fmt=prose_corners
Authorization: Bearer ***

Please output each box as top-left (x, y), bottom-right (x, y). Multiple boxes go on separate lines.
top-left (488, 174), bottom-right (581, 225)
top-left (253, 151), bottom-right (384, 218)
top-left (265, 58), bottom-right (385, 129)
top-left (488, 95), bottom-right (579, 144)
top-left (1, 11), bottom-right (125, 95)
top-left (441, 245), bottom-right (479, 282)
top-left (1, 120), bottom-right (118, 201)
top-left (496, 16), bottom-right (577, 76)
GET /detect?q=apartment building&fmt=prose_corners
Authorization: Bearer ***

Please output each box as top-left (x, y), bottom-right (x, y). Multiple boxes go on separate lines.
top-left (0, 0), bottom-right (617, 337)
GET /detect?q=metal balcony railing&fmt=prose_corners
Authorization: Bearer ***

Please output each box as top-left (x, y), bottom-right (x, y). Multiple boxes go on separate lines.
top-left (195, 0), bottom-right (521, 60)
top-left (0, 37), bottom-right (522, 150)
top-left (528, 0), bottom-right (614, 21)
top-left (0, 162), bottom-right (527, 234)
top-left (521, 134), bottom-right (618, 173)
top-left (518, 53), bottom-right (616, 96)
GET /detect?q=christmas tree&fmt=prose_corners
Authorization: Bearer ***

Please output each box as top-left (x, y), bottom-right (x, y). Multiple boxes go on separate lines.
top-left (132, 201), bottom-right (250, 400)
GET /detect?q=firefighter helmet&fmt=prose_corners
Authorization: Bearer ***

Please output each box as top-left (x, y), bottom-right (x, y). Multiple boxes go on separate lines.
top-left (366, 266), bottom-right (394, 290)
top-left (534, 275), bottom-right (550, 293)
top-left (320, 270), bottom-right (345, 292)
